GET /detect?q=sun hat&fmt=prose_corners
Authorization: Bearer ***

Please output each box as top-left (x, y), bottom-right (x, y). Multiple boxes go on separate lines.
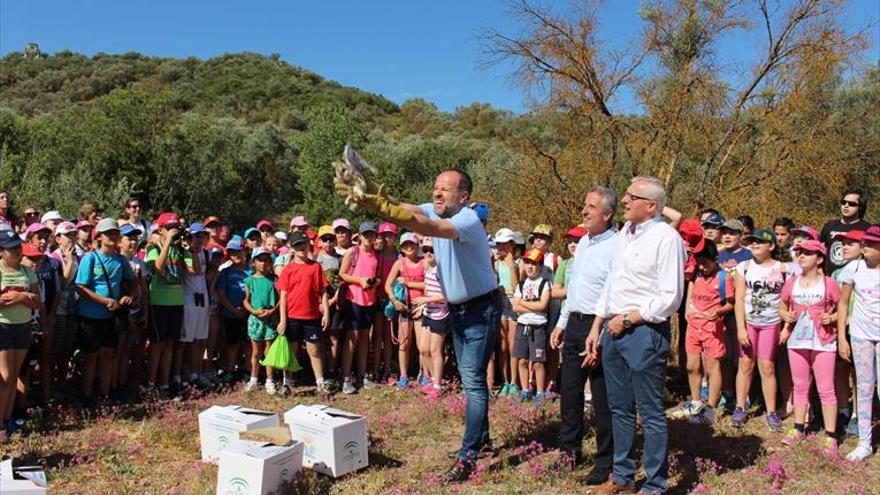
top-left (40, 211), bottom-right (64, 224)
top-left (378, 222), bottom-right (398, 235)
top-left (318, 225), bottom-right (334, 239)
top-left (678, 219), bottom-right (706, 253)
top-left (332, 218), bottom-right (351, 231)
top-left (494, 228), bottom-right (515, 243)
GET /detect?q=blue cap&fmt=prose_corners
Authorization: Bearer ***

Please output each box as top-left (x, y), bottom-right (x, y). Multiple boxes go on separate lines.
top-left (701, 213), bottom-right (725, 227)
top-left (243, 227), bottom-right (261, 239)
top-left (189, 222), bottom-right (207, 234)
top-left (472, 202), bottom-right (489, 223)
top-left (0, 229), bottom-right (22, 249)
top-left (226, 235), bottom-right (244, 251)
top-left (119, 224), bottom-right (143, 237)
top-left (358, 221), bottom-right (378, 234)
top-left (251, 246), bottom-right (273, 260)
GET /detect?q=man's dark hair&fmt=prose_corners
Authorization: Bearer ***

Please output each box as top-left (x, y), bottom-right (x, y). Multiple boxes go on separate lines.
top-left (737, 215), bottom-right (755, 233)
top-left (445, 168), bottom-right (473, 196)
top-left (772, 217), bottom-right (796, 230)
top-left (841, 188), bottom-right (867, 219)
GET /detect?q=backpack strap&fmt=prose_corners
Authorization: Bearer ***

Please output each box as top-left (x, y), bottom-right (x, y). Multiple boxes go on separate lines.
top-left (742, 259), bottom-right (751, 278)
top-left (718, 271), bottom-right (727, 304)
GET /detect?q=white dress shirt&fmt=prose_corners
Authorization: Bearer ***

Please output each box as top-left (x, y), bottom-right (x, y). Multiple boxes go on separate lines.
top-left (596, 216), bottom-right (686, 323)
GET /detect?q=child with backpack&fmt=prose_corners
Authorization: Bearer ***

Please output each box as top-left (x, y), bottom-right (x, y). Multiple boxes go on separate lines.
top-left (778, 240), bottom-right (841, 456)
top-left (385, 232), bottom-right (425, 390)
top-left (732, 229), bottom-right (789, 431)
top-left (512, 249), bottom-right (552, 406)
top-left (674, 241), bottom-right (734, 424)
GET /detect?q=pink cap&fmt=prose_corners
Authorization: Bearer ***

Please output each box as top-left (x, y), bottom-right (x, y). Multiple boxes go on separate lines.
top-left (277, 246), bottom-right (290, 256)
top-left (289, 216), bottom-right (309, 228)
top-left (790, 225), bottom-right (819, 242)
top-left (255, 219), bottom-right (273, 231)
top-left (23, 222), bottom-right (50, 237)
top-left (332, 218), bottom-right (351, 231)
top-left (795, 239), bottom-right (827, 256)
top-left (54, 221), bottom-right (77, 236)
top-left (378, 222), bottom-right (398, 235)
top-left (862, 224), bottom-right (880, 243)
top-left (76, 220), bottom-right (93, 230)
top-left (400, 232), bottom-right (420, 245)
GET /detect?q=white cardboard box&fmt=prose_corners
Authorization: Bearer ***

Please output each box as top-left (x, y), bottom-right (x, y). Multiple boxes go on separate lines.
top-left (216, 439), bottom-right (304, 495)
top-left (0, 459), bottom-right (47, 494)
top-left (199, 405), bottom-right (281, 463)
top-left (284, 404), bottom-right (368, 477)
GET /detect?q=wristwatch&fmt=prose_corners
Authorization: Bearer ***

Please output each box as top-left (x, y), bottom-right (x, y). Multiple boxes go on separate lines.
top-left (622, 314), bottom-right (633, 329)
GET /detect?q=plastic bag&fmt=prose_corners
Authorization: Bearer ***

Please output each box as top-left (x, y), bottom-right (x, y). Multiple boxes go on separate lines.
top-left (260, 334), bottom-right (302, 372)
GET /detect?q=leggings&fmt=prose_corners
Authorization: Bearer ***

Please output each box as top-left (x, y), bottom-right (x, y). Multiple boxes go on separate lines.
top-left (852, 336), bottom-right (880, 448)
top-left (788, 348), bottom-right (836, 406)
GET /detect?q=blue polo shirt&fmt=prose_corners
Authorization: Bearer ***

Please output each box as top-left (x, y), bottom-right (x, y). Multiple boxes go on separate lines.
top-left (419, 204), bottom-right (497, 305)
top-left (75, 250), bottom-right (134, 319)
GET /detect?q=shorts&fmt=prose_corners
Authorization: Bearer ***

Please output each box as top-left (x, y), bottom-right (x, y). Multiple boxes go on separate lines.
top-left (738, 322), bottom-right (781, 361)
top-left (286, 318), bottom-right (322, 344)
top-left (248, 314), bottom-right (278, 341)
top-left (501, 294), bottom-right (517, 320)
top-left (224, 317), bottom-right (248, 346)
top-left (149, 305), bottom-right (183, 344)
top-left (513, 323), bottom-right (548, 362)
top-left (0, 322), bottom-right (32, 351)
top-left (181, 302), bottom-right (210, 342)
top-left (77, 316), bottom-right (118, 352)
top-left (342, 300), bottom-right (375, 330)
top-left (329, 306), bottom-right (350, 331)
top-left (422, 315), bottom-right (449, 335)
top-left (52, 315), bottom-right (77, 355)
top-left (685, 322), bottom-right (726, 359)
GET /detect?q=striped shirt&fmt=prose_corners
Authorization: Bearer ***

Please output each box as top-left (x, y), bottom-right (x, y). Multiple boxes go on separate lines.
top-left (423, 265), bottom-right (449, 320)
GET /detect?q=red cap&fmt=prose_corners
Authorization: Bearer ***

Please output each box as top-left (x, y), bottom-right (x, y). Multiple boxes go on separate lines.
top-left (156, 212), bottom-right (181, 228)
top-left (203, 216), bottom-right (221, 227)
top-left (306, 229), bottom-right (317, 240)
top-left (22, 243), bottom-right (45, 258)
top-left (863, 224), bottom-right (880, 243)
top-left (795, 239), bottom-right (828, 257)
top-left (678, 218), bottom-right (706, 253)
top-left (378, 222), bottom-right (398, 235)
top-left (523, 248), bottom-right (545, 265)
top-left (832, 230), bottom-right (865, 243)
top-left (565, 225), bottom-right (588, 240)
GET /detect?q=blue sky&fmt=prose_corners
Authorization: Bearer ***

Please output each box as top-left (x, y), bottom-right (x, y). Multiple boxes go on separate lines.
top-left (1, 1), bottom-right (877, 114)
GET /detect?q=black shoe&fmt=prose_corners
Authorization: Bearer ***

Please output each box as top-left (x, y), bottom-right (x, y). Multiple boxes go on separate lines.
top-left (441, 459), bottom-right (474, 483)
top-left (579, 470), bottom-right (611, 486)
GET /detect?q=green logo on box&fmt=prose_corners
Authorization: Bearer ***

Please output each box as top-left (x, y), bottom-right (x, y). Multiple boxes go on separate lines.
top-left (227, 476), bottom-right (249, 493)
top-left (343, 440), bottom-right (360, 461)
top-left (218, 435), bottom-right (230, 449)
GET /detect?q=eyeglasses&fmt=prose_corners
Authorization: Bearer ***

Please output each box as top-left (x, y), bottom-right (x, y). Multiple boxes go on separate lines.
top-left (421, 246), bottom-right (434, 254)
top-left (840, 200), bottom-right (859, 208)
top-left (623, 191), bottom-right (655, 203)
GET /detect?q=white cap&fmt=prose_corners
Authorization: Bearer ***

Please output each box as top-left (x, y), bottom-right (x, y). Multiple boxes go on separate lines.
top-left (494, 228), bottom-right (515, 243)
top-left (54, 221), bottom-right (77, 236)
top-left (512, 231), bottom-right (526, 245)
top-left (274, 231), bottom-right (288, 241)
top-left (41, 210), bottom-right (64, 224)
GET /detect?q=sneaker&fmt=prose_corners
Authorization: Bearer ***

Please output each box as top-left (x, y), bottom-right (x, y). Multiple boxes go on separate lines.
top-left (197, 374), bottom-right (212, 389)
top-left (397, 376), bottom-right (410, 391)
top-left (670, 401), bottom-right (701, 419)
top-left (846, 444), bottom-right (873, 462)
top-left (731, 407), bottom-right (747, 429)
top-left (543, 389), bottom-right (559, 401)
top-left (821, 436), bottom-right (838, 458)
top-left (534, 392), bottom-right (545, 407)
top-left (244, 380), bottom-right (258, 392)
top-left (363, 375), bottom-right (377, 390)
top-left (700, 383), bottom-right (709, 402)
top-left (342, 380), bottom-right (357, 395)
top-left (425, 387), bottom-right (443, 401)
top-left (498, 383), bottom-right (511, 397)
top-left (419, 374), bottom-right (431, 387)
top-left (507, 384), bottom-right (520, 399)
top-left (688, 405), bottom-right (716, 425)
top-left (846, 415), bottom-right (859, 438)
top-left (781, 428), bottom-right (805, 446)
top-left (766, 412), bottom-right (783, 432)
top-left (441, 459), bottom-right (474, 483)
top-left (323, 377), bottom-right (339, 394)
top-left (718, 393), bottom-right (735, 415)
top-left (519, 390), bottom-right (532, 402)
top-left (265, 380), bottom-right (277, 396)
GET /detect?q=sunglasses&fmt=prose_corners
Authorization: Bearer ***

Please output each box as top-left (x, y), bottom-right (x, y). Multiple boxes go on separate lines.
top-left (532, 234), bottom-right (552, 242)
top-left (24, 211), bottom-right (39, 216)
top-left (421, 246), bottom-right (434, 254)
top-left (320, 237), bottom-right (335, 243)
top-left (840, 200), bottom-right (860, 208)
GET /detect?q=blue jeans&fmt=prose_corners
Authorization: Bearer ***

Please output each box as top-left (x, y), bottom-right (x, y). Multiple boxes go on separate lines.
top-left (448, 291), bottom-right (502, 461)
top-left (602, 322), bottom-right (670, 493)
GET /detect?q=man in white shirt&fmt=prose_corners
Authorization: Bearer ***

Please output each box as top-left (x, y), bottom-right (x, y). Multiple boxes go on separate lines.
top-left (585, 176), bottom-right (685, 494)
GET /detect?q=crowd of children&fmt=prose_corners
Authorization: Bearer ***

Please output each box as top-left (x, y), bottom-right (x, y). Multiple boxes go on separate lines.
top-left (0, 189), bottom-right (876, 465)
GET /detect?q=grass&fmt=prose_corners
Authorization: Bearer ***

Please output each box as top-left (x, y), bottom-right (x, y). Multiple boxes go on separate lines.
top-left (1, 382), bottom-right (878, 494)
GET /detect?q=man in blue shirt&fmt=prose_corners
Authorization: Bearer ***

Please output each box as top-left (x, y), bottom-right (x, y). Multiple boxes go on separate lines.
top-left (550, 186), bottom-right (618, 485)
top-left (337, 164), bottom-right (500, 483)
